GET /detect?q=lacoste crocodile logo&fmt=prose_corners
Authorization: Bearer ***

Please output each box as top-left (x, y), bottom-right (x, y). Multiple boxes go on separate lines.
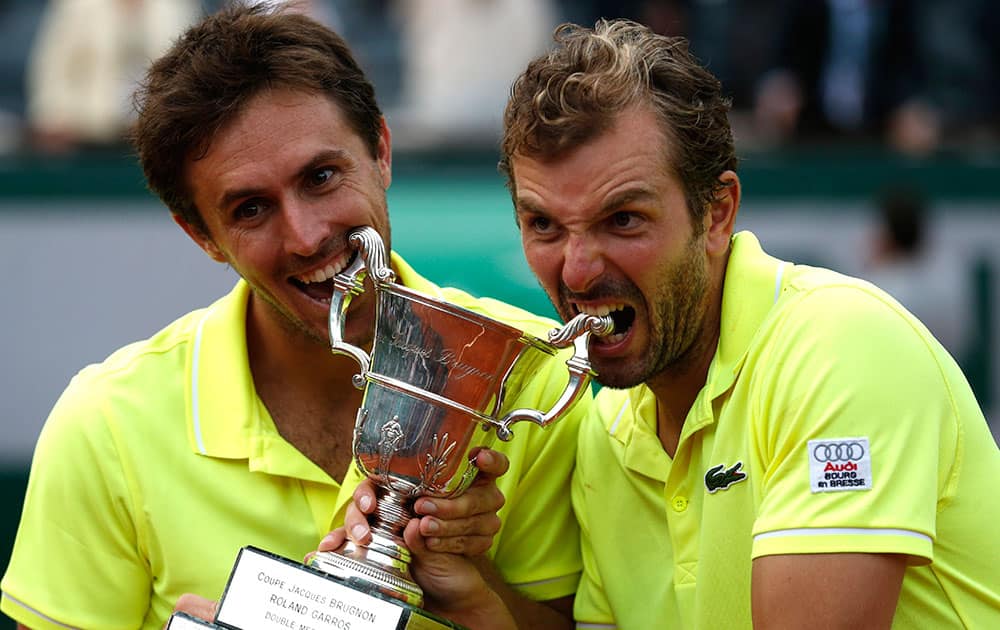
top-left (705, 461), bottom-right (747, 493)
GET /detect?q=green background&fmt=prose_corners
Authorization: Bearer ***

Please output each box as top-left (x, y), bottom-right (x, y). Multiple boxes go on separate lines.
top-left (2, 146), bottom-right (997, 626)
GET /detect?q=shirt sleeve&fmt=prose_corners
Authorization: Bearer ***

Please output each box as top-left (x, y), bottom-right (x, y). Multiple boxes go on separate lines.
top-left (749, 285), bottom-right (957, 563)
top-left (1, 369), bottom-right (152, 630)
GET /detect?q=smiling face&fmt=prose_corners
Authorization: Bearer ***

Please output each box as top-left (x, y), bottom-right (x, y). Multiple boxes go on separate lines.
top-left (513, 105), bottom-right (725, 389)
top-left (180, 88), bottom-right (392, 351)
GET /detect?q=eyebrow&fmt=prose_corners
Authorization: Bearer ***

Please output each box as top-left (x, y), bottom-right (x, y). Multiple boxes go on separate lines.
top-left (599, 187), bottom-right (658, 214)
top-left (515, 186), bottom-right (658, 218)
top-left (215, 149), bottom-right (352, 210)
top-left (514, 197), bottom-right (546, 217)
top-left (217, 185), bottom-right (265, 212)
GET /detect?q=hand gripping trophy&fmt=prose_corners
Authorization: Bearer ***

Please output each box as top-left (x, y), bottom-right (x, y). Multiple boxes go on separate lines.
top-left (307, 226), bottom-right (612, 604)
top-left (170, 226), bottom-right (612, 630)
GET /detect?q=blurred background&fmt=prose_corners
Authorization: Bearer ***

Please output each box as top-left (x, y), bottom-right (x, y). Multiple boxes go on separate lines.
top-left (1, 0), bottom-right (998, 617)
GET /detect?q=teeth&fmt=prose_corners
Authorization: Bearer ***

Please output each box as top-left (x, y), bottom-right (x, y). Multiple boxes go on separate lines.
top-left (578, 303), bottom-right (625, 317)
top-left (296, 254), bottom-right (350, 284)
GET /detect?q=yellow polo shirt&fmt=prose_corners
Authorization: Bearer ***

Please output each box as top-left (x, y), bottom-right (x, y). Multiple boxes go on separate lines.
top-left (573, 231), bottom-right (1000, 629)
top-left (2, 254), bottom-right (585, 630)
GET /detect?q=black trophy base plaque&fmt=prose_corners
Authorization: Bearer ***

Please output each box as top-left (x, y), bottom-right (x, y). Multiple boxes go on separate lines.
top-left (167, 612), bottom-right (219, 629)
top-left (166, 546), bottom-right (465, 630)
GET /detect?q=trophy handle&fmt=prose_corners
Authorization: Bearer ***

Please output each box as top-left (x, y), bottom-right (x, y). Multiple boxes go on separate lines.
top-left (328, 226), bottom-right (396, 389)
top-left (494, 313), bottom-right (613, 440)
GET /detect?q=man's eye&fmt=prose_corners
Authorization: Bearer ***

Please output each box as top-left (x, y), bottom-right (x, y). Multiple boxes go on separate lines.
top-left (530, 216), bottom-right (552, 232)
top-left (234, 200), bottom-right (263, 221)
top-left (611, 211), bottom-right (638, 228)
top-left (308, 167), bottom-right (336, 188)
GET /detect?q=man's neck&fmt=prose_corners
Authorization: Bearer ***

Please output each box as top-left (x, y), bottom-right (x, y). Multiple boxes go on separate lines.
top-left (245, 293), bottom-right (368, 480)
top-left (648, 265), bottom-right (726, 458)
top-left (649, 354), bottom-right (713, 458)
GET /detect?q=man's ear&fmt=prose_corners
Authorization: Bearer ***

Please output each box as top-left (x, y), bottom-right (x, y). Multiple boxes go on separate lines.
top-left (704, 170), bottom-right (740, 256)
top-left (376, 117), bottom-right (392, 190)
top-left (172, 213), bottom-right (227, 263)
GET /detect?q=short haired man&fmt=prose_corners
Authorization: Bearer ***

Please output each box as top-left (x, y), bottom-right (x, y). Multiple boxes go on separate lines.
top-left (0, 5), bottom-right (586, 629)
top-left (494, 19), bottom-right (999, 629)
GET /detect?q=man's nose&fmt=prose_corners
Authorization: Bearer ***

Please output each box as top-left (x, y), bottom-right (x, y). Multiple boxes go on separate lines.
top-left (561, 235), bottom-right (605, 294)
top-left (282, 200), bottom-right (328, 257)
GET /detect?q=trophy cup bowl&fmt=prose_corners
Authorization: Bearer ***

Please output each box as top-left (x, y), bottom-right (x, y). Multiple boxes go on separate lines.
top-left (308, 226), bottom-right (613, 608)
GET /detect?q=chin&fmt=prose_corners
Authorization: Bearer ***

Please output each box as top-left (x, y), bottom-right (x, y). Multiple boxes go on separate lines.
top-left (590, 361), bottom-right (646, 390)
top-left (594, 375), bottom-right (645, 390)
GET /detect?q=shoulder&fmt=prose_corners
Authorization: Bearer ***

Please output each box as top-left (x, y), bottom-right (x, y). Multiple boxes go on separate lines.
top-left (766, 266), bottom-right (951, 375)
top-left (66, 305), bottom-right (203, 396)
top-left (42, 306), bottom-right (206, 448)
top-left (743, 265), bottom-right (982, 466)
top-left (750, 267), bottom-right (964, 414)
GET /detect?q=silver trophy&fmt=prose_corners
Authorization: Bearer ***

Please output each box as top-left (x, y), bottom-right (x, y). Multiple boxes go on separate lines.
top-left (308, 226), bottom-right (613, 607)
top-left (168, 226), bottom-right (612, 630)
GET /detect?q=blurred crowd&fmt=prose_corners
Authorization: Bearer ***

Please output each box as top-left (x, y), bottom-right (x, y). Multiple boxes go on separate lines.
top-left (0, 0), bottom-right (997, 157)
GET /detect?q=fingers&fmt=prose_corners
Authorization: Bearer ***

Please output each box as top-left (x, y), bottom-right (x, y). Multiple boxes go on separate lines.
top-left (403, 522), bottom-right (515, 628)
top-left (344, 502), bottom-right (373, 545)
top-left (412, 501), bottom-right (502, 554)
top-left (339, 449), bottom-right (509, 557)
top-left (413, 475), bottom-right (506, 523)
top-left (315, 528), bottom-right (347, 553)
top-left (305, 528), bottom-right (347, 564)
top-left (341, 479), bottom-right (378, 544)
top-left (471, 448), bottom-right (510, 480)
top-left (403, 518), bottom-right (494, 557)
top-left (353, 479), bottom-right (378, 515)
top-left (408, 449), bottom-right (507, 555)
top-left (173, 593), bottom-right (217, 622)
top-left (420, 528), bottom-right (498, 556)
top-left (403, 518), bottom-right (429, 555)
top-left (413, 448), bottom-right (508, 519)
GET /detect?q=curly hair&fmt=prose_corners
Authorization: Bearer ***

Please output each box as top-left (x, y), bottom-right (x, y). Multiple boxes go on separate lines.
top-left (129, 2), bottom-right (382, 235)
top-left (500, 20), bottom-right (737, 222)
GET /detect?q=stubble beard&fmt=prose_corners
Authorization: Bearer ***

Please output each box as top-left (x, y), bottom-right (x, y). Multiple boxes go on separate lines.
top-left (593, 234), bottom-right (710, 390)
top-left (254, 207), bottom-right (390, 353)
top-left (255, 284), bottom-right (338, 348)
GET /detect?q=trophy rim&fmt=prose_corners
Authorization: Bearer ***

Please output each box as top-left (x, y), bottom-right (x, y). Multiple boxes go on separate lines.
top-left (375, 281), bottom-right (558, 356)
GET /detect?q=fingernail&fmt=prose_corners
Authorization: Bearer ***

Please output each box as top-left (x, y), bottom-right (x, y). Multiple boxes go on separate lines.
top-left (420, 500), bottom-right (437, 514)
top-left (478, 450), bottom-right (494, 467)
top-left (359, 495), bottom-right (372, 512)
top-left (351, 524), bottom-right (368, 540)
top-left (424, 519), bottom-right (439, 534)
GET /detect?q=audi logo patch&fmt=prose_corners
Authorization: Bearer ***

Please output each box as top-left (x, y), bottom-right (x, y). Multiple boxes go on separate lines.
top-left (813, 441), bottom-right (865, 462)
top-left (808, 437), bottom-right (872, 493)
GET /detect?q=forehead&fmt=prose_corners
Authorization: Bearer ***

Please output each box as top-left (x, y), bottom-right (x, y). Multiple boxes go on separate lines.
top-left (187, 89), bottom-right (362, 203)
top-left (512, 106), bottom-right (680, 211)
top-left (209, 89), bottom-right (357, 158)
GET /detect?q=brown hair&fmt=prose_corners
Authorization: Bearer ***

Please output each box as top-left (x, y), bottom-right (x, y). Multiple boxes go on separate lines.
top-left (500, 19), bottom-right (737, 221)
top-left (130, 2), bottom-right (382, 235)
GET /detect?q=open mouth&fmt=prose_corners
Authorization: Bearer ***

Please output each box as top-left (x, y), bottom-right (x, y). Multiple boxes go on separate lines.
top-left (290, 276), bottom-right (336, 303)
top-left (577, 304), bottom-right (636, 344)
top-left (289, 251), bottom-right (357, 304)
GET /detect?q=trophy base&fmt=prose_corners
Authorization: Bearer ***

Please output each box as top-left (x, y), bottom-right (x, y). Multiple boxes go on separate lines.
top-left (166, 546), bottom-right (464, 630)
top-left (308, 541), bottom-right (423, 607)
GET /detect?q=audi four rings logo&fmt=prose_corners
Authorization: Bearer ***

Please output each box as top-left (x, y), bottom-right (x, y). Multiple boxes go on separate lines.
top-left (813, 441), bottom-right (865, 462)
